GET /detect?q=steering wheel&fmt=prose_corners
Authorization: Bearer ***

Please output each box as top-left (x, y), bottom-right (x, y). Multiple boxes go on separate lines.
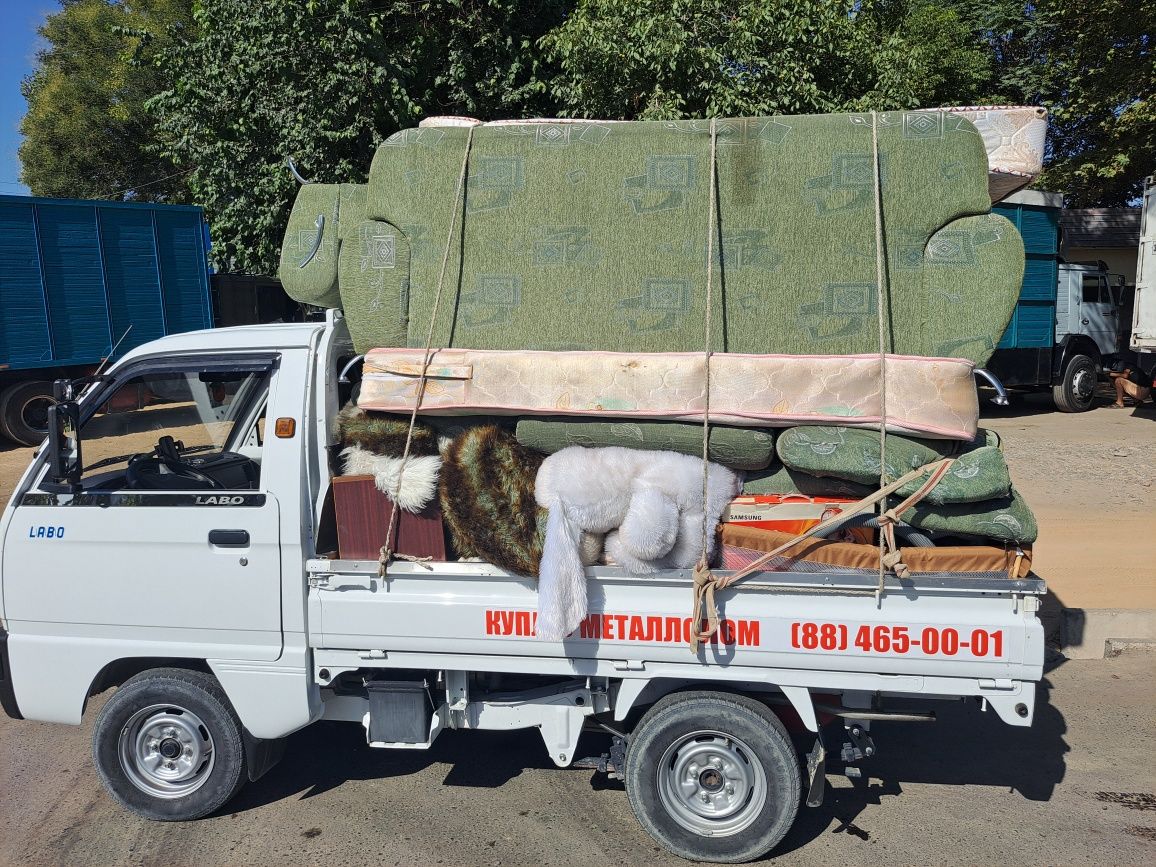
top-left (125, 435), bottom-right (226, 491)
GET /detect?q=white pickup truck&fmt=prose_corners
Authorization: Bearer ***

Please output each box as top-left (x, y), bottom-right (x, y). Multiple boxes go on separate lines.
top-left (0, 313), bottom-right (1045, 863)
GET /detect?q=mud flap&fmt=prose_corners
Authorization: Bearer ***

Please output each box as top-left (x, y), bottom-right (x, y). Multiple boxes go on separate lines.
top-left (805, 734), bottom-right (826, 808)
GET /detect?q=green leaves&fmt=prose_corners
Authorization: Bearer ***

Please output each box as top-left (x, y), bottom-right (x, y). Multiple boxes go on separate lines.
top-left (19, 0), bottom-right (194, 202)
top-left (147, 0), bottom-right (568, 272)
top-left (25, 0), bottom-right (1146, 273)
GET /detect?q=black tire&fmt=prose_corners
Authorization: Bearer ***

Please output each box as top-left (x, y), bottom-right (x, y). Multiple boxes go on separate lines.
top-left (624, 691), bottom-right (801, 863)
top-left (1052, 354), bottom-right (1097, 412)
top-left (0, 380), bottom-right (55, 445)
top-left (91, 668), bottom-right (248, 821)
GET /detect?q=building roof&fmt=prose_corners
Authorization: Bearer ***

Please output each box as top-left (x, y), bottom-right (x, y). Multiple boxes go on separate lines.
top-left (1060, 207), bottom-right (1141, 248)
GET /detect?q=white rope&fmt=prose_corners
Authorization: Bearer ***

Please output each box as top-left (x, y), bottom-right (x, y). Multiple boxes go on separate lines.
top-left (379, 126), bottom-right (476, 576)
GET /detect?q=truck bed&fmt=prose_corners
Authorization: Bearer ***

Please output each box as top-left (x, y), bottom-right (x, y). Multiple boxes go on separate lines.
top-left (306, 558), bottom-right (1046, 726)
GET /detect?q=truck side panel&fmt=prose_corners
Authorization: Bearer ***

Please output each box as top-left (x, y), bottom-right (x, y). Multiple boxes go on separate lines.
top-left (0, 201), bottom-right (53, 367)
top-left (309, 565), bottom-right (1045, 684)
top-left (97, 207), bottom-right (169, 348)
top-left (994, 201), bottom-right (1059, 351)
top-left (0, 195), bottom-right (213, 373)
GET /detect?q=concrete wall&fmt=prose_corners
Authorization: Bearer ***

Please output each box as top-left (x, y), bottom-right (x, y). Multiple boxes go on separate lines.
top-left (1064, 246), bottom-right (1138, 285)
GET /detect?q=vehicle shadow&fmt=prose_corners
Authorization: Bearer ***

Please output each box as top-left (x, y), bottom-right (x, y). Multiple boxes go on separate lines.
top-left (771, 658), bottom-right (1068, 858)
top-left (232, 666), bottom-right (1069, 858)
top-left (228, 722), bottom-right (561, 813)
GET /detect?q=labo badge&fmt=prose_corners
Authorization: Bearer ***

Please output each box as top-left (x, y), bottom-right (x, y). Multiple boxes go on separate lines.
top-left (28, 525), bottom-right (65, 539)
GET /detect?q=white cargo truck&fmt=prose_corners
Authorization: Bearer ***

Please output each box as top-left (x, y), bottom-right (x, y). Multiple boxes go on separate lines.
top-left (0, 313), bottom-right (1045, 863)
top-left (1132, 175), bottom-right (1156, 360)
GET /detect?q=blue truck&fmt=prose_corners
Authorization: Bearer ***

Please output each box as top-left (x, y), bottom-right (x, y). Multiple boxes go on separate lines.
top-left (0, 196), bottom-right (218, 445)
top-left (989, 190), bottom-right (1125, 411)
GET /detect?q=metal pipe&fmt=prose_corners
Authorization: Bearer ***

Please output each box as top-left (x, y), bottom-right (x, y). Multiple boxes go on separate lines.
top-left (285, 156), bottom-right (312, 185)
top-left (338, 355), bottom-right (364, 384)
top-left (973, 368), bottom-right (1009, 405)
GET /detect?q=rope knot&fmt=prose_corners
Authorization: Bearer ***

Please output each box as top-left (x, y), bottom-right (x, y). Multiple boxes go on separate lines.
top-left (689, 558), bottom-right (722, 653)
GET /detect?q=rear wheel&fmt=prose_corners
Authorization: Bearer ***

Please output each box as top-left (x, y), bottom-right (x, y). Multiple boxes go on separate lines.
top-left (92, 668), bottom-right (248, 820)
top-left (625, 691), bottom-right (801, 863)
top-left (0, 380), bottom-right (54, 445)
top-left (1053, 354), bottom-right (1097, 412)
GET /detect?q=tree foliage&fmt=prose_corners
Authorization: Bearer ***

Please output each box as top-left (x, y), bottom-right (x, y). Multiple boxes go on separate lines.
top-left (22, 0), bottom-right (1148, 271)
top-left (20, 0), bottom-right (194, 202)
top-left (1012, 0), bottom-right (1153, 206)
top-left (540, 0), bottom-right (995, 119)
top-left (148, 0), bottom-right (567, 272)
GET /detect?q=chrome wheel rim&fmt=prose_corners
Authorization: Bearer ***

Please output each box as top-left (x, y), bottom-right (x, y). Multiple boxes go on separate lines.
top-left (657, 730), bottom-right (767, 837)
top-left (118, 704), bottom-right (215, 798)
top-left (1072, 367), bottom-right (1095, 401)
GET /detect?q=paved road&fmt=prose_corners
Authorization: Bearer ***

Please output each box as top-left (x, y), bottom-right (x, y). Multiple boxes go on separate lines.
top-left (1, 652), bottom-right (1153, 866)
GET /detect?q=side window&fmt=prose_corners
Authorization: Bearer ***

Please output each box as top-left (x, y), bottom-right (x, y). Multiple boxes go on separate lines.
top-left (74, 367), bottom-right (270, 491)
top-left (1081, 275), bottom-right (1112, 304)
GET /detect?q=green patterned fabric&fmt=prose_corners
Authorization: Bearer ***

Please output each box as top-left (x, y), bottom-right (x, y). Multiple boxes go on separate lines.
top-left (338, 219), bottom-right (411, 350)
top-left (515, 418), bottom-right (775, 470)
top-left (777, 426), bottom-right (955, 480)
top-left (279, 183), bottom-right (366, 308)
top-left (337, 112), bottom-right (1023, 360)
top-left (900, 488), bottom-right (1037, 544)
top-left (776, 425), bottom-right (1010, 504)
top-left (742, 464), bottom-right (875, 498)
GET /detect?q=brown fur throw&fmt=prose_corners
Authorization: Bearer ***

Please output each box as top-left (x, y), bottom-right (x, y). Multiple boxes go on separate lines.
top-left (336, 405), bottom-right (439, 457)
top-left (439, 425), bottom-right (545, 576)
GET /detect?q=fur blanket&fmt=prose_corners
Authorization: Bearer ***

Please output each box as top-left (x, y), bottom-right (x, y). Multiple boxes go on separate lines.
top-left (341, 444), bottom-right (441, 513)
top-left (534, 446), bottom-right (742, 641)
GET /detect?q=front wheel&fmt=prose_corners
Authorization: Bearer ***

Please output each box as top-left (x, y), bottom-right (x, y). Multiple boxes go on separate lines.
top-left (92, 668), bottom-right (248, 820)
top-left (625, 691), bottom-right (801, 863)
top-left (1053, 354), bottom-right (1097, 412)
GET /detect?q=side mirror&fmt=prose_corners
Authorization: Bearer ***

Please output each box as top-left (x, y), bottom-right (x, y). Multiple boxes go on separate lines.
top-left (43, 400), bottom-right (83, 494)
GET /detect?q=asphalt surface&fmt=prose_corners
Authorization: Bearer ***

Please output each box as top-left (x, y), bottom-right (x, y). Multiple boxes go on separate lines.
top-left (1, 651), bottom-right (1153, 866)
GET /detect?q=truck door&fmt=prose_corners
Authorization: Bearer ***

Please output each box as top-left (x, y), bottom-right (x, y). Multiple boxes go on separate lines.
top-left (1078, 272), bottom-right (1119, 356)
top-left (2, 355), bottom-right (283, 662)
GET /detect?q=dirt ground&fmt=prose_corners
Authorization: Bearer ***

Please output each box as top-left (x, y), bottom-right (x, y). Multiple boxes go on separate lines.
top-left (979, 388), bottom-right (1155, 611)
top-left (1, 651), bottom-right (1153, 867)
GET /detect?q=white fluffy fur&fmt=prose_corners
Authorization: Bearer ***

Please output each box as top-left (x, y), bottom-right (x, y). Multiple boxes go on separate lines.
top-left (340, 445), bottom-right (441, 513)
top-left (534, 447), bottom-right (742, 641)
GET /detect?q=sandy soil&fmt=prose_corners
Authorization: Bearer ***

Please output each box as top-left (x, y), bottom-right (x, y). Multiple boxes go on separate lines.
top-left (980, 389), bottom-right (1155, 611)
top-left (1, 388), bottom-right (1152, 611)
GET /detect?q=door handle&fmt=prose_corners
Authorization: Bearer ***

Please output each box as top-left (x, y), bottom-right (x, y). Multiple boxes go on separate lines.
top-left (1081, 318), bottom-right (1089, 324)
top-left (208, 529), bottom-right (250, 547)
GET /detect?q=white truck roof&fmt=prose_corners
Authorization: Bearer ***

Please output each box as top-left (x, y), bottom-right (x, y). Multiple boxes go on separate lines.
top-left (115, 321), bottom-right (329, 366)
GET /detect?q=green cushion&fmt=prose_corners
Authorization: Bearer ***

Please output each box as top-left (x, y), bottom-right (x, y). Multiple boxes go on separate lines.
top-left (515, 418), bottom-right (775, 470)
top-left (901, 488), bottom-right (1038, 544)
top-left (350, 112), bottom-right (1023, 361)
top-left (776, 425), bottom-right (1010, 504)
top-left (742, 464), bottom-right (875, 498)
top-left (279, 183), bottom-right (367, 308)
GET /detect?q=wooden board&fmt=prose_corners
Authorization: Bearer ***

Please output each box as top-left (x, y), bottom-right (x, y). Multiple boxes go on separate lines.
top-left (332, 474), bottom-right (447, 561)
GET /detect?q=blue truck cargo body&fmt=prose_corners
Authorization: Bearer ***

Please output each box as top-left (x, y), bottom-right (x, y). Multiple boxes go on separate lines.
top-left (0, 195), bottom-right (212, 372)
top-left (993, 200), bottom-right (1061, 352)
top-left (0, 195), bottom-right (214, 444)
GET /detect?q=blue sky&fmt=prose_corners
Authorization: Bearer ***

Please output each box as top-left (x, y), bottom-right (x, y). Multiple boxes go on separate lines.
top-left (1, 1), bottom-right (56, 196)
